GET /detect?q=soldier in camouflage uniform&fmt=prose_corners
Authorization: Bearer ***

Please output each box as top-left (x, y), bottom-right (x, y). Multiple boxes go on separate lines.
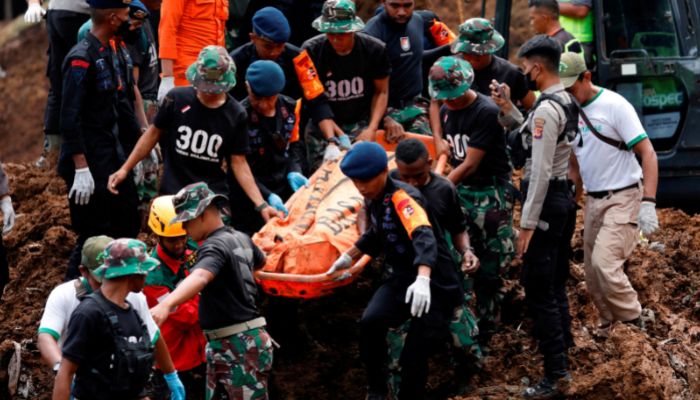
top-left (150, 182), bottom-right (273, 400)
top-left (428, 56), bottom-right (515, 348)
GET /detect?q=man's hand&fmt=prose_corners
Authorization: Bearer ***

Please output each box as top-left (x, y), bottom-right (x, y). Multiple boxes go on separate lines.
top-left (287, 172), bottom-right (310, 192)
top-left (638, 201), bottom-right (659, 235)
top-left (405, 275), bottom-right (431, 317)
top-left (516, 228), bottom-right (535, 259)
top-left (157, 76), bottom-right (175, 103)
top-left (383, 117), bottom-right (406, 143)
top-left (24, 2), bottom-right (45, 23)
top-left (355, 127), bottom-right (377, 142)
top-left (69, 168), bottom-right (95, 205)
top-left (434, 138), bottom-right (450, 157)
top-left (325, 252), bottom-right (353, 275)
top-left (259, 205), bottom-right (282, 222)
top-left (0, 196), bottom-right (16, 235)
top-left (163, 371), bottom-right (186, 400)
top-left (150, 303), bottom-right (170, 326)
top-left (267, 193), bottom-right (289, 217)
top-left (461, 249), bottom-right (479, 274)
top-left (323, 143), bottom-right (342, 162)
top-left (107, 168), bottom-right (128, 195)
top-left (489, 80), bottom-right (513, 114)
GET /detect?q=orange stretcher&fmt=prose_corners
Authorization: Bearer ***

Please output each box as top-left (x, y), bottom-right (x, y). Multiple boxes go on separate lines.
top-left (252, 131), bottom-right (446, 299)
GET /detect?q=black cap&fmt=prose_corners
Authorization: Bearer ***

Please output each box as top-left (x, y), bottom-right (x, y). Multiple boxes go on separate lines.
top-left (517, 34), bottom-right (561, 61)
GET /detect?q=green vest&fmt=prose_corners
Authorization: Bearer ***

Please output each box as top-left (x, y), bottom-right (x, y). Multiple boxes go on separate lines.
top-left (559, 1), bottom-right (595, 43)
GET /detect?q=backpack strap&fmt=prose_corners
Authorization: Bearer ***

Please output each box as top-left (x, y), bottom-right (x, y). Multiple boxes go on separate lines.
top-left (579, 107), bottom-right (629, 151)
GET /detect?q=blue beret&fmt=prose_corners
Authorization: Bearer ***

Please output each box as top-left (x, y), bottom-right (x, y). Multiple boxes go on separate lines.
top-left (87, 0), bottom-right (130, 9)
top-left (246, 60), bottom-right (285, 97)
top-left (340, 142), bottom-right (388, 180)
top-left (129, 0), bottom-right (150, 19)
top-left (252, 7), bottom-right (291, 43)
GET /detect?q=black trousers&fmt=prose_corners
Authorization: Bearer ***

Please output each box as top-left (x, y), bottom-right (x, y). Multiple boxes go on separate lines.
top-left (359, 283), bottom-right (449, 399)
top-left (0, 234), bottom-right (8, 295)
top-left (64, 176), bottom-right (140, 280)
top-left (520, 187), bottom-right (576, 374)
top-left (44, 10), bottom-right (90, 140)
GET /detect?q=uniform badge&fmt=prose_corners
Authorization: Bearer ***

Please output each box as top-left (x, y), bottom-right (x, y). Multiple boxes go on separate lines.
top-left (533, 117), bottom-right (545, 139)
top-left (70, 59), bottom-right (89, 85)
top-left (400, 36), bottom-right (411, 52)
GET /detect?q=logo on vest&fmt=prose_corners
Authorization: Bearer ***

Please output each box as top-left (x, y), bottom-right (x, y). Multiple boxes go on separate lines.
top-left (400, 36), bottom-right (411, 52)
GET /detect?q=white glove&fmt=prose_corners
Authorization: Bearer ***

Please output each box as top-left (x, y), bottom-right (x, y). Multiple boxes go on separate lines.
top-left (323, 143), bottom-right (341, 162)
top-left (638, 201), bottom-right (659, 235)
top-left (405, 275), bottom-right (431, 318)
top-left (0, 196), bottom-right (16, 235)
top-left (133, 161), bottom-right (145, 186)
top-left (157, 76), bottom-right (175, 103)
top-left (69, 168), bottom-right (95, 206)
top-left (24, 3), bottom-right (46, 24)
top-left (325, 253), bottom-right (352, 275)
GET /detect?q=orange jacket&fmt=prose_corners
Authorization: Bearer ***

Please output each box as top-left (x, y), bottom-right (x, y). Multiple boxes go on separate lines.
top-left (158, 0), bottom-right (228, 85)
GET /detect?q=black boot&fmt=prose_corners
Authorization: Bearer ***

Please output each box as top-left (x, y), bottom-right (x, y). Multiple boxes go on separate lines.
top-left (523, 354), bottom-right (571, 399)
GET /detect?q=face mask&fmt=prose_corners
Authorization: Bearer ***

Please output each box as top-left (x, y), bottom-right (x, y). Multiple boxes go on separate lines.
top-left (115, 18), bottom-right (132, 38)
top-left (122, 27), bottom-right (142, 44)
top-left (525, 67), bottom-right (538, 91)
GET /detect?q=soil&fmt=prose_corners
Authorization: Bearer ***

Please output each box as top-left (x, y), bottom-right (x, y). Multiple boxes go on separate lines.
top-left (2, 2), bottom-right (699, 400)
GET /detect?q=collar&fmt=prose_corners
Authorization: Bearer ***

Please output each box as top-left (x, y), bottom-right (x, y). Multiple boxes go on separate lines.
top-left (156, 244), bottom-right (189, 275)
top-left (542, 83), bottom-right (566, 95)
top-left (547, 27), bottom-right (564, 37)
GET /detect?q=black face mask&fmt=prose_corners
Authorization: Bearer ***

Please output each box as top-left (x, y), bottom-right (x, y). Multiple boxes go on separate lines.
top-left (115, 19), bottom-right (132, 38)
top-left (525, 70), bottom-right (538, 91)
top-left (121, 27), bottom-right (142, 44)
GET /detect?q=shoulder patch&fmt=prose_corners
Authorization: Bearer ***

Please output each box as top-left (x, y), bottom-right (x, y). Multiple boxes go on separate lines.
top-left (391, 189), bottom-right (431, 239)
top-left (533, 117), bottom-right (545, 139)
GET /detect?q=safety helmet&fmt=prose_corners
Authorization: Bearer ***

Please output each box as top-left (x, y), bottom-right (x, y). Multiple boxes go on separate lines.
top-left (148, 196), bottom-right (187, 237)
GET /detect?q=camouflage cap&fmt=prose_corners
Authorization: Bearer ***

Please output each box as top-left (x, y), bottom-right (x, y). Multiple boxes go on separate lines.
top-left (186, 46), bottom-right (237, 94)
top-left (312, 0), bottom-right (365, 33)
top-left (451, 18), bottom-right (505, 55)
top-left (559, 51), bottom-right (587, 88)
top-left (81, 235), bottom-right (114, 282)
top-left (93, 238), bottom-right (159, 280)
top-left (428, 56), bottom-right (474, 100)
top-left (170, 182), bottom-right (228, 224)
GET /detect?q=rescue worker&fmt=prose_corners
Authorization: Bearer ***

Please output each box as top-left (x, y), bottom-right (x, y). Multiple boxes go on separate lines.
top-left (560, 52), bottom-right (659, 333)
top-left (325, 142), bottom-right (462, 399)
top-left (427, 18), bottom-right (536, 156)
top-left (107, 46), bottom-right (282, 221)
top-left (229, 60), bottom-right (308, 234)
top-left (558, 0), bottom-right (595, 69)
top-left (428, 56), bottom-right (515, 348)
top-left (24, 0), bottom-right (90, 167)
top-left (365, 0), bottom-right (432, 136)
top-left (59, 0), bottom-right (141, 280)
top-left (492, 35), bottom-right (577, 398)
top-left (302, 0), bottom-right (392, 171)
top-left (38, 236), bottom-right (185, 398)
top-left (392, 138), bottom-right (482, 396)
top-left (229, 7), bottom-right (343, 163)
top-left (528, 0), bottom-right (584, 57)
top-left (150, 182), bottom-right (273, 399)
top-left (52, 238), bottom-right (183, 400)
top-left (157, 0), bottom-right (228, 98)
top-left (144, 197), bottom-right (206, 400)
top-left (0, 163), bottom-right (16, 293)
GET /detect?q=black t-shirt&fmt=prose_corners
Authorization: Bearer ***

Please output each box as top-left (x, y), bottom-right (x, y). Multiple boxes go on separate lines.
top-left (473, 55), bottom-right (529, 103)
top-left (303, 33), bottom-right (391, 125)
top-left (551, 28), bottom-right (583, 54)
top-left (62, 291), bottom-right (151, 400)
top-left (440, 93), bottom-right (511, 183)
top-left (364, 12), bottom-right (424, 104)
top-left (194, 227), bottom-right (266, 330)
top-left (127, 20), bottom-right (159, 100)
top-left (154, 87), bottom-right (250, 195)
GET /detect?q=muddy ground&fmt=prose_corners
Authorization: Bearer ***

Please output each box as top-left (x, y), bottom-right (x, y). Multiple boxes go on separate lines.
top-left (2, 1), bottom-right (699, 399)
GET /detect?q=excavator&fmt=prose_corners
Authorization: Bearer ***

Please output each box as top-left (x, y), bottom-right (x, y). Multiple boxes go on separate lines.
top-left (493, 0), bottom-right (700, 207)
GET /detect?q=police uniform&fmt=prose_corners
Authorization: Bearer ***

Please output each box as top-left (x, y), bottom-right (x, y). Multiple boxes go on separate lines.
top-left (499, 82), bottom-right (577, 379)
top-left (59, 30), bottom-right (141, 280)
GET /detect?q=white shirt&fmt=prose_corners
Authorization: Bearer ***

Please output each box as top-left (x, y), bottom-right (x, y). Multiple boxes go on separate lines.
top-left (38, 279), bottom-right (160, 346)
top-left (573, 88), bottom-right (646, 192)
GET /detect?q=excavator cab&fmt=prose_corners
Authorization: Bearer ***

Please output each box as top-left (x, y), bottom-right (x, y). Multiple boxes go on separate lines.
top-left (494, 0), bottom-right (700, 206)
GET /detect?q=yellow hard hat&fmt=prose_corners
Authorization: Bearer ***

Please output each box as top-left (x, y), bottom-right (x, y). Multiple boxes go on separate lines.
top-left (148, 196), bottom-right (187, 237)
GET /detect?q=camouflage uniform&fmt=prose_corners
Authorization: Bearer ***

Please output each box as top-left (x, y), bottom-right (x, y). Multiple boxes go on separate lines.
top-left (457, 181), bottom-right (515, 342)
top-left (205, 327), bottom-right (274, 400)
top-left (386, 99), bottom-right (432, 136)
top-left (305, 120), bottom-right (367, 172)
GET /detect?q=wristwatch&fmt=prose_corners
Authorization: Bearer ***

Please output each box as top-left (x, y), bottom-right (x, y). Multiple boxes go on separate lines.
top-left (325, 136), bottom-right (341, 146)
top-left (53, 360), bottom-right (61, 373)
top-left (254, 201), bottom-right (269, 212)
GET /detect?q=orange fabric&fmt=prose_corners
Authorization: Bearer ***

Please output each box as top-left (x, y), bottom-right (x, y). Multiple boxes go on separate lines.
top-left (158, 0), bottom-right (228, 86)
top-left (293, 50), bottom-right (324, 100)
top-left (429, 19), bottom-right (456, 47)
top-left (290, 99), bottom-right (301, 143)
top-left (391, 189), bottom-right (431, 239)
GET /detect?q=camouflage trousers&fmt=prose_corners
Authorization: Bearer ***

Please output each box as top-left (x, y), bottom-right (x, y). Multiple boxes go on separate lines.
top-left (305, 120), bottom-right (367, 173)
top-left (457, 181), bottom-right (516, 342)
top-left (386, 97), bottom-right (432, 136)
top-left (205, 327), bottom-right (274, 400)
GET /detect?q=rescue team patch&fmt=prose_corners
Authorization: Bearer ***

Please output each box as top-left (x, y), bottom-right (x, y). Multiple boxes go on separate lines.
top-left (533, 117), bottom-right (545, 139)
top-left (391, 189), bottom-right (431, 239)
top-left (71, 59), bottom-right (90, 69)
top-left (293, 50), bottom-right (324, 100)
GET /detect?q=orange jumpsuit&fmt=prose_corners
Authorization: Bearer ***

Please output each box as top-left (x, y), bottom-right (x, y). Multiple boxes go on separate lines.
top-left (158, 0), bottom-right (229, 86)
